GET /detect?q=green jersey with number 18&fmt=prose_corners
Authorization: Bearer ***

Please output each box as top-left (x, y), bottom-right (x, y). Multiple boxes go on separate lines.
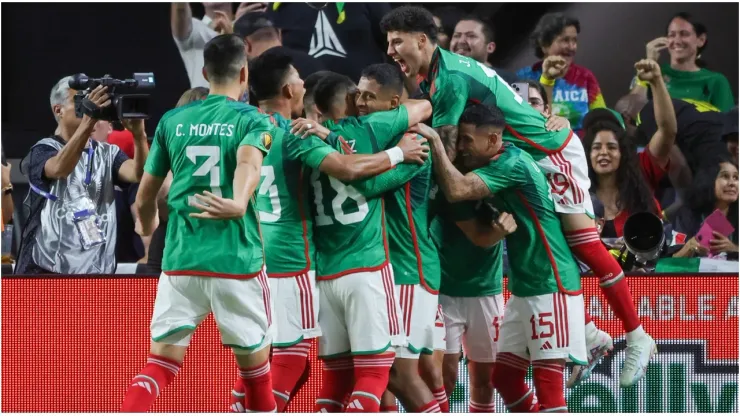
top-left (144, 95), bottom-right (273, 277)
top-left (419, 47), bottom-right (572, 161)
top-left (255, 112), bottom-right (339, 276)
top-left (311, 106), bottom-right (410, 280)
top-left (471, 143), bottom-right (582, 297)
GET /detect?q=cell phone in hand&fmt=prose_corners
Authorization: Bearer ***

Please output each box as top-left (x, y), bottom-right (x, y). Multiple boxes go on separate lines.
top-left (695, 209), bottom-right (735, 249)
top-left (511, 82), bottom-right (529, 102)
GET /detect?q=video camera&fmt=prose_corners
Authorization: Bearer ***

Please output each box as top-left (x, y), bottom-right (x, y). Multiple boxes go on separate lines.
top-left (70, 73), bottom-right (155, 125)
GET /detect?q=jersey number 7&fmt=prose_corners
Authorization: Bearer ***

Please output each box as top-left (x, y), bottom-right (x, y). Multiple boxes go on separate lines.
top-left (186, 146), bottom-right (222, 207)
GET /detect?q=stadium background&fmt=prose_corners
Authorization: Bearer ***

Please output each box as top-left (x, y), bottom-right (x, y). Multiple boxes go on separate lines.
top-left (2, 275), bottom-right (737, 413)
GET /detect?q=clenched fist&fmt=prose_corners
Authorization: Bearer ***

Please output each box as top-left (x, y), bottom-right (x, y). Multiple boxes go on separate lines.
top-left (635, 59), bottom-right (662, 84)
top-left (492, 212), bottom-right (517, 236)
top-left (542, 55), bottom-right (568, 80)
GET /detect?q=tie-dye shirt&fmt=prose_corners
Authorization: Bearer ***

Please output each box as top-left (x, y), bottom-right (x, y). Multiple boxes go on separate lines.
top-left (517, 61), bottom-right (606, 136)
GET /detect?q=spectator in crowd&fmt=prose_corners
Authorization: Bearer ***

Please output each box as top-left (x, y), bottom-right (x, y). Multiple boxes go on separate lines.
top-left (672, 156), bottom-right (738, 258)
top-left (634, 12), bottom-right (734, 112)
top-left (2, 155), bottom-right (12, 226)
top-left (431, 6), bottom-right (465, 50)
top-left (268, 2), bottom-right (391, 82)
top-left (517, 12), bottom-right (606, 136)
top-left (234, 11), bottom-right (325, 79)
top-left (15, 77), bottom-right (149, 274)
top-left (138, 86), bottom-right (210, 275)
top-left (450, 16), bottom-right (517, 85)
top-left (519, 80), bottom-right (573, 132)
top-left (171, 2), bottom-right (234, 88)
top-left (723, 106), bottom-right (738, 165)
top-left (235, 1), bottom-right (268, 21)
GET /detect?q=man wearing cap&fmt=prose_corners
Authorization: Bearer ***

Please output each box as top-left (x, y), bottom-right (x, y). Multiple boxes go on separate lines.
top-left (234, 11), bottom-right (325, 80)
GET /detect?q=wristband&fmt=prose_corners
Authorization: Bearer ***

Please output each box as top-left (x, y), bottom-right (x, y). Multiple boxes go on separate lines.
top-left (384, 146), bottom-right (404, 167)
top-left (635, 79), bottom-right (650, 88)
top-left (539, 75), bottom-right (555, 87)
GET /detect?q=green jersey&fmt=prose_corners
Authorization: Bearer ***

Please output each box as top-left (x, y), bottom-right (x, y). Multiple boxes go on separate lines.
top-left (255, 112), bottom-right (338, 276)
top-left (659, 64), bottom-right (735, 112)
top-left (352, 138), bottom-right (440, 292)
top-left (311, 107), bottom-right (410, 279)
top-left (419, 47), bottom-right (571, 161)
top-left (144, 95), bottom-right (272, 277)
top-left (471, 143), bottom-right (581, 297)
top-left (431, 199), bottom-right (503, 297)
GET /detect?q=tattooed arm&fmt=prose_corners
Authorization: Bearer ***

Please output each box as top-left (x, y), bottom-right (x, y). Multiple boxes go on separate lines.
top-left (435, 124), bottom-right (459, 161)
top-left (413, 124), bottom-right (491, 202)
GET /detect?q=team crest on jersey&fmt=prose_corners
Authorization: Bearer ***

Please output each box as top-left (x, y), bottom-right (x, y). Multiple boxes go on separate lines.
top-left (262, 132), bottom-right (273, 150)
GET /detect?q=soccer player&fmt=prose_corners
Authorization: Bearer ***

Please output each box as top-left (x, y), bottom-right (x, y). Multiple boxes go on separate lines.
top-left (310, 72), bottom-right (434, 413)
top-left (417, 103), bottom-right (589, 412)
top-left (230, 50), bottom-right (430, 412)
top-left (352, 63), bottom-right (445, 413)
top-left (431, 198), bottom-right (516, 412)
top-left (380, 6), bottom-right (656, 387)
top-left (122, 34), bottom-right (276, 412)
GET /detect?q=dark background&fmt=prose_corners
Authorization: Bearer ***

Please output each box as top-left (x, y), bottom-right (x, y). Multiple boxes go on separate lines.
top-left (2, 2), bottom-right (737, 159)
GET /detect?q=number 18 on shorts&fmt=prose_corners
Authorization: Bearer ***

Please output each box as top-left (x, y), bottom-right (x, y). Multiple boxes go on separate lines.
top-left (498, 293), bottom-right (588, 365)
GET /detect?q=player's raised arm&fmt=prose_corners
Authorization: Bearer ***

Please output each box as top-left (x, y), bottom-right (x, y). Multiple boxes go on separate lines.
top-left (413, 123), bottom-right (490, 202)
top-left (402, 99), bottom-right (433, 128)
top-left (430, 74), bottom-right (470, 161)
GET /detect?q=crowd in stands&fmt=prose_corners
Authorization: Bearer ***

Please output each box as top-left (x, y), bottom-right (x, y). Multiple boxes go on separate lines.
top-left (1, 2), bottom-right (737, 274)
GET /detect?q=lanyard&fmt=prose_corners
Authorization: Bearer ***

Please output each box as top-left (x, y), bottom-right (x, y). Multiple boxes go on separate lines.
top-left (30, 142), bottom-right (94, 201)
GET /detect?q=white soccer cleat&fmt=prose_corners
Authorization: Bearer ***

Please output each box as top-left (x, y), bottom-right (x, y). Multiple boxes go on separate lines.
top-left (620, 333), bottom-right (657, 388)
top-left (567, 325), bottom-right (614, 388)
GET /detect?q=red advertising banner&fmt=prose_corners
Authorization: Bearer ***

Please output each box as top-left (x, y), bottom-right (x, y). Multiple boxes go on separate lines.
top-left (2, 275), bottom-right (737, 412)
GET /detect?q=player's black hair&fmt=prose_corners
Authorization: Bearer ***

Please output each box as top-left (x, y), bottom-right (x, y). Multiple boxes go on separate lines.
top-left (203, 34), bottom-right (248, 84)
top-left (666, 12), bottom-right (708, 68)
top-left (360, 63), bottom-right (405, 96)
top-left (313, 72), bottom-right (356, 114)
top-left (681, 156), bottom-right (739, 243)
top-left (524, 80), bottom-right (549, 107)
top-left (457, 15), bottom-right (495, 43)
top-left (459, 104), bottom-right (506, 129)
top-left (303, 70), bottom-right (334, 106)
top-left (530, 13), bottom-right (580, 59)
top-left (248, 49), bottom-right (293, 101)
top-left (431, 6), bottom-right (465, 41)
top-left (380, 6), bottom-right (438, 43)
top-left (583, 121), bottom-right (658, 217)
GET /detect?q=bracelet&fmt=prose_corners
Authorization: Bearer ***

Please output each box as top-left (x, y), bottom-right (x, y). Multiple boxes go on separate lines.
top-left (539, 75), bottom-right (555, 87)
top-left (635, 79), bottom-right (650, 88)
top-left (384, 146), bottom-right (405, 167)
top-left (2, 184), bottom-right (12, 195)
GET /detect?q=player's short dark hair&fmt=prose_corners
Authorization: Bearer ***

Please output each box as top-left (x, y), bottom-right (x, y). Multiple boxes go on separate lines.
top-left (203, 34), bottom-right (248, 84)
top-left (248, 49), bottom-right (293, 101)
top-left (457, 15), bottom-right (495, 43)
top-left (313, 72), bottom-right (356, 114)
top-left (431, 6), bottom-right (465, 40)
top-left (380, 6), bottom-right (438, 43)
top-left (530, 13), bottom-right (580, 59)
top-left (459, 104), bottom-right (506, 129)
top-left (304, 70), bottom-right (334, 106)
top-left (360, 63), bottom-right (405, 96)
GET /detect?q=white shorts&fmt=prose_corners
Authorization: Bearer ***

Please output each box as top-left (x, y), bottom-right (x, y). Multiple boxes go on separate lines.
top-left (317, 264), bottom-right (406, 358)
top-left (393, 284), bottom-right (438, 359)
top-left (150, 270), bottom-right (274, 354)
top-left (537, 133), bottom-right (595, 216)
top-left (498, 292), bottom-right (587, 364)
top-left (271, 270), bottom-right (321, 347)
top-left (433, 304), bottom-right (446, 352)
top-left (440, 294), bottom-right (505, 363)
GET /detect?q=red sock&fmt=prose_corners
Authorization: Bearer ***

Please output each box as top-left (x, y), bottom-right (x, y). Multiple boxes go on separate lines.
top-left (239, 360), bottom-right (277, 412)
top-left (271, 340), bottom-right (312, 411)
top-left (565, 228), bottom-right (641, 332)
top-left (230, 377), bottom-right (246, 412)
top-left (532, 361), bottom-right (567, 412)
top-left (492, 353), bottom-right (539, 412)
top-left (431, 386), bottom-right (449, 412)
top-left (469, 400), bottom-right (496, 413)
top-left (415, 400), bottom-right (441, 413)
top-left (346, 353), bottom-right (395, 412)
top-left (121, 354), bottom-right (181, 412)
top-left (315, 357), bottom-right (354, 412)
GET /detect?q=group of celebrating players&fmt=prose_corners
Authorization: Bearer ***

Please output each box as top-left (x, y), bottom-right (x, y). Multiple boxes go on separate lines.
top-left (120, 6), bottom-right (659, 413)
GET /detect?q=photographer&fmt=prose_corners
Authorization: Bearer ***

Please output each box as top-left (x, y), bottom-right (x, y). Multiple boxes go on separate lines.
top-left (15, 76), bottom-right (149, 274)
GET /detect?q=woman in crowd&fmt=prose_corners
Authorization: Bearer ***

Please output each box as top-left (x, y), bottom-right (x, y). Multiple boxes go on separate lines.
top-left (517, 12), bottom-right (606, 136)
top-left (672, 157), bottom-right (738, 258)
top-left (633, 12), bottom-right (734, 112)
top-left (523, 80), bottom-right (571, 131)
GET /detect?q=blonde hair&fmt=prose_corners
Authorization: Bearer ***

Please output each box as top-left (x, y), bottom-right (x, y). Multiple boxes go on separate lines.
top-left (176, 87), bottom-right (209, 108)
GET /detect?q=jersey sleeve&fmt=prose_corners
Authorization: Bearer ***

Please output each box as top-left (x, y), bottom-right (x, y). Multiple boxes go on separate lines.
top-left (431, 74), bottom-right (471, 128)
top-left (711, 73), bottom-right (735, 112)
top-left (144, 123), bottom-right (170, 178)
top-left (240, 114), bottom-right (273, 154)
top-left (351, 159), bottom-right (426, 198)
top-left (471, 158), bottom-right (519, 195)
top-left (638, 148), bottom-right (668, 190)
top-left (586, 69), bottom-right (607, 110)
top-left (365, 106), bottom-right (410, 149)
top-left (287, 133), bottom-right (338, 169)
